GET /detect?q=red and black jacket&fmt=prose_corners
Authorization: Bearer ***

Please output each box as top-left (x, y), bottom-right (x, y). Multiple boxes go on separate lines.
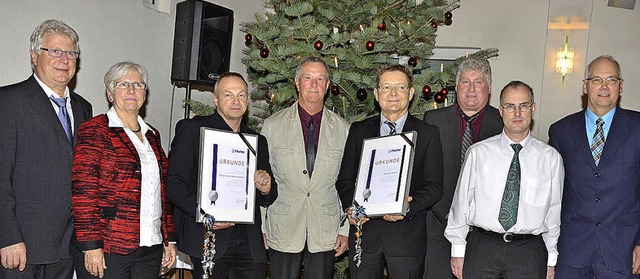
top-left (72, 114), bottom-right (175, 255)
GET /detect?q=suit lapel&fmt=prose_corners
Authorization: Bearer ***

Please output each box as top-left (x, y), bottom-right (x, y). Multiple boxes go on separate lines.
top-left (598, 109), bottom-right (628, 167)
top-left (569, 111), bottom-right (595, 168)
top-left (26, 76), bottom-right (72, 146)
top-left (70, 93), bottom-right (87, 142)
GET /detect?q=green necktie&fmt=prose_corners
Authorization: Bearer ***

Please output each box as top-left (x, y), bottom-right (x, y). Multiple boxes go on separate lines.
top-left (499, 143), bottom-right (522, 231)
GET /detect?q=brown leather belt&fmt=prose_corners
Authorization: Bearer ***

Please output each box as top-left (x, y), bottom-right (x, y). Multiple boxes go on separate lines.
top-left (471, 226), bottom-right (539, 243)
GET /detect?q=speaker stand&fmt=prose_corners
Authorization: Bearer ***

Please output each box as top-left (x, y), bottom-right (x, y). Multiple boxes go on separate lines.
top-left (183, 83), bottom-right (192, 119)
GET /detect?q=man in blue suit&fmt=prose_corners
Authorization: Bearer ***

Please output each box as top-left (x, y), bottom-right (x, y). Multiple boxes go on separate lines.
top-left (549, 55), bottom-right (640, 278)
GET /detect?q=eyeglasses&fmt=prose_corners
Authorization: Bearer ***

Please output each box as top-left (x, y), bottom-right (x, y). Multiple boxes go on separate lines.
top-left (501, 102), bottom-right (533, 113)
top-left (40, 48), bottom-right (80, 60)
top-left (585, 76), bottom-right (623, 85)
top-left (377, 83), bottom-right (410, 94)
top-left (113, 81), bottom-right (147, 90)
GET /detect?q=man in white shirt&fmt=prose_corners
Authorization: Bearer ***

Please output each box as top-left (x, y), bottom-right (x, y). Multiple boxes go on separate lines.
top-left (445, 80), bottom-right (564, 279)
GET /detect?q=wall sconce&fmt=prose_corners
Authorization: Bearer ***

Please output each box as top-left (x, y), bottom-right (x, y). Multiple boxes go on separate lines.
top-left (555, 36), bottom-right (574, 83)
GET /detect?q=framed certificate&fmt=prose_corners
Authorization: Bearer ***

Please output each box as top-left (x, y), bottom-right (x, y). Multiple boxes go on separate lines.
top-left (353, 131), bottom-right (417, 217)
top-left (196, 127), bottom-right (257, 224)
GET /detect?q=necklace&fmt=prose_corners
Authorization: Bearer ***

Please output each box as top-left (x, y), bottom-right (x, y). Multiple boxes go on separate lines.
top-left (130, 125), bottom-right (141, 133)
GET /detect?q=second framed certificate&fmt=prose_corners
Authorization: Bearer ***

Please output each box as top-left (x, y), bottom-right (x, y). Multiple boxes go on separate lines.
top-left (353, 131), bottom-right (417, 217)
top-left (196, 127), bottom-right (257, 224)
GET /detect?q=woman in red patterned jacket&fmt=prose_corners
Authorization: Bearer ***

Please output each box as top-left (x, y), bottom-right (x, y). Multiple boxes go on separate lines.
top-left (71, 62), bottom-right (176, 279)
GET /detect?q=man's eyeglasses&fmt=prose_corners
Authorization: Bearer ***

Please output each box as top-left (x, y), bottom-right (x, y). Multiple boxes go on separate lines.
top-left (585, 76), bottom-right (623, 85)
top-left (113, 81), bottom-right (147, 90)
top-left (501, 103), bottom-right (533, 113)
top-left (40, 48), bottom-right (80, 60)
top-left (377, 83), bottom-right (410, 94)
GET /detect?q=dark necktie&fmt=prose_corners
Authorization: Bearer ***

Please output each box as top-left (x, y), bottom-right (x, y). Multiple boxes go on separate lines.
top-left (385, 121), bottom-right (396, 135)
top-left (50, 95), bottom-right (72, 143)
top-left (499, 143), bottom-right (523, 231)
top-left (460, 112), bottom-right (480, 165)
top-left (306, 119), bottom-right (316, 178)
top-left (591, 118), bottom-right (605, 166)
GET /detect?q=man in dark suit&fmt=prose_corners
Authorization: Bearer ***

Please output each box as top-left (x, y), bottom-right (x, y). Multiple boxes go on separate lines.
top-left (422, 58), bottom-right (503, 279)
top-left (549, 55), bottom-right (640, 278)
top-left (167, 73), bottom-right (278, 279)
top-left (336, 64), bottom-right (443, 278)
top-left (0, 19), bottom-right (93, 278)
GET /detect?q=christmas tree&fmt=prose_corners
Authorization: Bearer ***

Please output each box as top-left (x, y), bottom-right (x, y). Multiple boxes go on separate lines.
top-left (187, 0), bottom-right (498, 131)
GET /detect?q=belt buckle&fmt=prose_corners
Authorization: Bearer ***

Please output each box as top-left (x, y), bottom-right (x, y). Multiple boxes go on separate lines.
top-left (502, 232), bottom-right (513, 243)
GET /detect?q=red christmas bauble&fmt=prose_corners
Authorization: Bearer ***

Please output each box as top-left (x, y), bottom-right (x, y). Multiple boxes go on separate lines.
top-left (445, 11), bottom-right (453, 19)
top-left (331, 85), bottom-right (340, 96)
top-left (314, 40), bottom-right (323, 51)
top-left (260, 48), bottom-right (269, 58)
top-left (366, 41), bottom-right (375, 51)
top-left (434, 92), bottom-right (445, 103)
top-left (356, 88), bottom-right (367, 101)
top-left (441, 88), bottom-right (448, 95)
top-left (444, 18), bottom-right (453, 26)
top-left (377, 21), bottom-right (387, 31)
top-left (408, 57), bottom-right (418, 67)
top-left (431, 21), bottom-right (438, 29)
top-left (244, 33), bottom-right (252, 42)
top-left (422, 85), bottom-right (432, 98)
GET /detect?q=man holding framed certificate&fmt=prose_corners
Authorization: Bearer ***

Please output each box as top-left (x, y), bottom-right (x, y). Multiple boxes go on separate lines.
top-left (336, 64), bottom-right (444, 278)
top-left (167, 73), bottom-right (277, 279)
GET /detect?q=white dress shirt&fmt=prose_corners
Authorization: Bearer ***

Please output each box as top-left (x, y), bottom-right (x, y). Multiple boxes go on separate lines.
top-left (445, 131), bottom-right (564, 266)
top-left (106, 107), bottom-right (163, 247)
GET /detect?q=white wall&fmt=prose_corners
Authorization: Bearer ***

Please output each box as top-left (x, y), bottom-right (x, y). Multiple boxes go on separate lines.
top-left (1, 0), bottom-right (638, 145)
top-left (0, 0), bottom-right (264, 150)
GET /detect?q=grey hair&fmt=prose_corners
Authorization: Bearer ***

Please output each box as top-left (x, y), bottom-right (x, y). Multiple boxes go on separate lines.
top-left (455, 58), bottom-right (492, 88)
top-left (30, 19), bottom-right (80, 68)
top-left (585, 55), bottom-right (622, 79)
top-left (104, 61), bottom-right (149, 92)
top-left (295, 57), bottom-right (329, 80)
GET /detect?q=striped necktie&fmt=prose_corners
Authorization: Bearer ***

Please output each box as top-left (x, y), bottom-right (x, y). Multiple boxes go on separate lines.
top-left (591, 118), bottom-right (605, 166)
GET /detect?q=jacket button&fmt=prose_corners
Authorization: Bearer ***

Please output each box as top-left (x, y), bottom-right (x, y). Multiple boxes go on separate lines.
top-left (594, 173), bottom-right (600, 178)
top-left (307, 193), bottom-right (310, 197)
top-left (595, 198), bottom-right (601, 202)
top-left (595, 222), bottom-right (601, 226)
top-left (303, 170), bottom-right (308, 175)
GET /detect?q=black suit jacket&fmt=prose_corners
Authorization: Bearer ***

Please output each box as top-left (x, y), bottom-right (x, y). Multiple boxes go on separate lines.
top-left (166, 112), bottom-right (277, 262)
top-left (0, 75), bottom-right (93, 264)
top-left (336, 114), bottom-right (443, 256)
top-left (423, 105), bottom-right (502, 240)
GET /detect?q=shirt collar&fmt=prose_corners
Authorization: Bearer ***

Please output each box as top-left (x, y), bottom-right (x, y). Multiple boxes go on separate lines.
top-left (106, 107), bottom-right (153, 135)
top-left (585, 106), bottom-right (616, 127)
top-left (500, 130), bottom-right (531, 153)
top-left (34, 74), bottom-right (70, 99)
top-left (380, 112), bottom-right (408, 132)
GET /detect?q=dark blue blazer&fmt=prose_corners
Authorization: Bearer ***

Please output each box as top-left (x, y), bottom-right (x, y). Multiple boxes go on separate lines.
top-left (549, 108), bottom-right (640, 273)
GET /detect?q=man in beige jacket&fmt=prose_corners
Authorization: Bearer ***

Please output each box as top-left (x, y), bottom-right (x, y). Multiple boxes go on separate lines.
top-left (261, 57), bottom-right (349, 279)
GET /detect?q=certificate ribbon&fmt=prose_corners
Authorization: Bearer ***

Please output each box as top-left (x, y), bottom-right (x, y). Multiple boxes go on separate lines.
top-left (237, 132), bottom-right (255, 210)
top-left (201, 211), bottom-right (216, 278)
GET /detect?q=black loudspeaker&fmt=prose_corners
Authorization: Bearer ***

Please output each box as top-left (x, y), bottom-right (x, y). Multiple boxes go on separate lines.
top-left (171, 0), bottom-right (234, 85)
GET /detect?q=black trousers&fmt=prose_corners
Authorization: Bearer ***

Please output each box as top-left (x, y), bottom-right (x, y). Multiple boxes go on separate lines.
top-left (72, 244), bottom-right (163, 279)
top-left (191, 226), bottom-right (265, 279)
top-left (268, 245), bottom-right (335, 279)
top-left (463, 229), bottom-right (547, 279)
top-left (0, 258), bottom-right (73, 279)
top-left (424, 236), bottom-right (455, 279)
top-left (349, 243), bottom-right (424, 279)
